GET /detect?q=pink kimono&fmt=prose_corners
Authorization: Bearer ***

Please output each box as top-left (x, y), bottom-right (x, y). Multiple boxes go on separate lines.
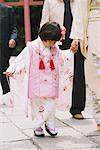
top-left (28, 40), bottom-right (60, 99)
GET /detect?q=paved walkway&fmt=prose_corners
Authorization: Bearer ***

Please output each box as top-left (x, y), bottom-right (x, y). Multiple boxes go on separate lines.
top-left (0, 85), bottom-right (100, 150)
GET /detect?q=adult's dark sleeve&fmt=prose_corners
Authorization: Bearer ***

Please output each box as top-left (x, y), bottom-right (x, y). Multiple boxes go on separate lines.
top-left (9, 7), bottom-right (18, 42)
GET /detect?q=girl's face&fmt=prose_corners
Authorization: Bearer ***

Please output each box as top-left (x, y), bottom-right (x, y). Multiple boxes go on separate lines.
top-left (43, 40), bottom-right (56, 48)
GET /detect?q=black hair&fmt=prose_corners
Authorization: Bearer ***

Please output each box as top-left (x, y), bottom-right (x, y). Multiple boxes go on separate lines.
top-left (39, 22), bottom-right (61, 41)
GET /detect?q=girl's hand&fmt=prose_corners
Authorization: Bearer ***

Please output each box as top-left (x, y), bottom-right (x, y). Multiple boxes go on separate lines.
top-left (3, 72), bottom-right (15, 78)
top-left (70, 39), bottom-right (79, 53)
top-left (61, 26), bottom-right (66, 41)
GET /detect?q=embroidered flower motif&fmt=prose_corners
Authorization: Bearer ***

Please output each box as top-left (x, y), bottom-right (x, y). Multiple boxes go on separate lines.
top-left (63, 86), bottom-right (67, 91)
top-left (39, 105), bottom-right (44, 112)
top-left (44, 79), bottom-right (47, 82)
top-left (92, 53), bottom-right (100, 76)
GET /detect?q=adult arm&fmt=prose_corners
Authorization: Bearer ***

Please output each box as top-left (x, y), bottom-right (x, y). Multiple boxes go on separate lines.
top-left (70, 0), bottom-right (89, 53)
top-left (70, 0), bottom-right (89, 40)
top-left (9, 7), bottom-right (18, 48)
top-left (40, 0), bottom-right (50, 28)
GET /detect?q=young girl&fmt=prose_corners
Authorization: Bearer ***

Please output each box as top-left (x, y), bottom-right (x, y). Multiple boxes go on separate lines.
top-left (4, 22), bottom-right (73, 137)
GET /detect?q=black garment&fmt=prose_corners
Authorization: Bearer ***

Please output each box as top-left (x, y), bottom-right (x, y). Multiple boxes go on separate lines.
top-left (0, 4), bottom-right (17, 94)
top-left (0, 56), bottom-right (10, 94)
top-left (59, 0), bottom-right (73, 50)
top-left (70, 46), bottom-right (86, 115)
top-left (59, 0), bottom-right (86, 115)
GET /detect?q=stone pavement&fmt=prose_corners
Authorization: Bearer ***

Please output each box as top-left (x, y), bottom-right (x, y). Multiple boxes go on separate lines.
top-left (0, 85), bottom-right (100, 150)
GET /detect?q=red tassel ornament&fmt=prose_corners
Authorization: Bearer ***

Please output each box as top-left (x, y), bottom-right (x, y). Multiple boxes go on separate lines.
top-left (50, 59), bottom-right (55, 70)
top-left (39, 59), bottom-right (45, 70)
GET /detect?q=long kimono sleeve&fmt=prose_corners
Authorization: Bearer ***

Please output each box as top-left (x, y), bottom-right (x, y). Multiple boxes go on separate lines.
top-left (6, 47), bottom-right (28, 74)
top-left (56, 50), bottom-right (74, 111)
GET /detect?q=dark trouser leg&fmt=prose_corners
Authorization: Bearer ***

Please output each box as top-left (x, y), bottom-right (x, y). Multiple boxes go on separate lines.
top-left (0, 57), bottom-right (10, 94)
top-left (70, 46), bottom-right (86, 115)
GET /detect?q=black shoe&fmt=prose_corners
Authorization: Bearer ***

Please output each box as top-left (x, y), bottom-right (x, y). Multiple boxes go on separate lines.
top-left (34, 127), bottom-right (45, 137)
top-left (45, 124), bottom-right (58, 136)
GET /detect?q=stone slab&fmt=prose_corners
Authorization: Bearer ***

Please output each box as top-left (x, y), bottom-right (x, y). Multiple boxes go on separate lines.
top-left (0, 123), bottom-right (29, 142)
top-left (0, 140), bottom-right (37, 150)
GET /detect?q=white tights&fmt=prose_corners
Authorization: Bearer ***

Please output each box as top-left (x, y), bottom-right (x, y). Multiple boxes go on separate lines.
top-left (31, 98), bottom-right (56, 130)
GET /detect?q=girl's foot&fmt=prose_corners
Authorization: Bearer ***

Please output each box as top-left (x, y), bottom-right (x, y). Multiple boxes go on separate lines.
top-left (97, 124), bottom-right (100, 131)
top-left (45, 124), bottom-right (58, 136)
top-left (34, 127), bottom-right (45, 137)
